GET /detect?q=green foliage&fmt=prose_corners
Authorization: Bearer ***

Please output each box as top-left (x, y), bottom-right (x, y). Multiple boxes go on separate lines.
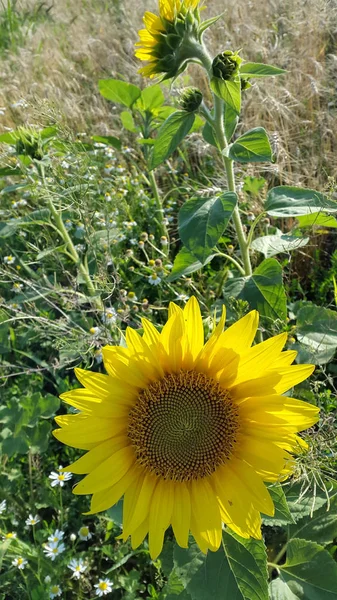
top-left (228, 127), bottom-right (273, 163)
top-left (240, 62), bottom-right (287, 78)
top-left (251, 234), bottom-right (309, 258)
top-left (150, 111), bottom-right (195, 170)
top-left (98, 78), bottom-right (141, 108)
top-left (265, 186), bottom-right (337, 217)
top-left (178, 192), bottom-right (237, 262)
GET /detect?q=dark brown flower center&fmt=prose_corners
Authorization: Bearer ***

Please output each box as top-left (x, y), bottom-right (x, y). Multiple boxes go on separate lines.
top-left (127, 370), bottom-right (239, 481)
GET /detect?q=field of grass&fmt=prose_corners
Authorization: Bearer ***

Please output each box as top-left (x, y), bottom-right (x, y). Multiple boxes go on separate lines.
top-left (0, 0), bottom-right (337, 599)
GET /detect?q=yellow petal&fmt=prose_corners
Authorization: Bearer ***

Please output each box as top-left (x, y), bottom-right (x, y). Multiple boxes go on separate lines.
top-left (182, 296), bottom-right (204, 367)
top-left (149, 479), bottom-right (174, 559)
top-left (53, 416), bottom-right (128, 449)
top-left (229, 458), bottom-right (274, 516)
top-left (171, 482), bottom-right (191, 548)
top-left (190, 478), bottom-right (222, 551)
top-left (103, 346), bottom-right (149, 388)
top-left (73, 446), bottom-right (136, 495)
top-left (122, 472), bottom-right (158, 536)
top-left (272, 364), bottom-right (315, 394)
top-left (64, 436), bottom-right (128, 474)
top-left (160, 311), bottom-right (184, 372)
top-left (272, 350), bottom-right (297, 367)
top-left (60, 389), bottom-right (130, 418)
top-left (235, 435), bottom-right (291, 481)
top-left (232, 332), bottom-right (288, 386)
top-left (218, 310), bottom-right (259, 353)
top-left (87, 467), bottom-right (138, 514)
top-left (131, 518), bottom-right (149, 549)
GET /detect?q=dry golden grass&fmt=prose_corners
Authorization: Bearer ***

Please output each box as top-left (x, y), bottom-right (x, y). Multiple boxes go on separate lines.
top-left (0, 0), bottom-right (336, 187)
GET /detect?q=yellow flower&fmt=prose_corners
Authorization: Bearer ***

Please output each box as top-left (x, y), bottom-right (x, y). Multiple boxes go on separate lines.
top-left (54, 297), bottom-right (318, 559)
top-left (135, 0), bottom-right (203, 79)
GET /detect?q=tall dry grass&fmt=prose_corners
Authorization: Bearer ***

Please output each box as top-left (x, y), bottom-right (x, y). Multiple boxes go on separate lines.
top-left (0, 0), bottom-right (336, 187)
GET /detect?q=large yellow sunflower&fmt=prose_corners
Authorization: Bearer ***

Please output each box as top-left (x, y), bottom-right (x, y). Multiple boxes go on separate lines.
top-left (54, 297), bottom-right (319, 559)
top-left (135, 0), bottom-right (202, 79)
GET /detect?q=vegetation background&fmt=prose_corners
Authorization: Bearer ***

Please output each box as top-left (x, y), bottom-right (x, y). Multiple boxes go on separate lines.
top-left (0, 0), bottom-right (336, 598)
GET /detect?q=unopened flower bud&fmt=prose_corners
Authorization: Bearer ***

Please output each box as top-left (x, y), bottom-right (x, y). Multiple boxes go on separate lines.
top-left (179, 87), bottom-right (203, 113)
top-left (140, 232), bottom-right (148, 241)
top-left (262, 218), bottom-right (270, 225)
top-left (212, 51), bottom-right (242, 82)
top-left (155, 259), bottom-right (162, 268)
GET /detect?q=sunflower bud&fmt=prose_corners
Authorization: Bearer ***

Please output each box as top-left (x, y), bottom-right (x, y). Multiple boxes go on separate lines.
top-left (179, 87), bottom-right (203, 112)
top-left (212, 51), bottom-right (242, 82)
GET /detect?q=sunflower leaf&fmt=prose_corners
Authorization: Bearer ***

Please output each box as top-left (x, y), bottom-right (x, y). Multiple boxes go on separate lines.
top-left (223, 258), bottom-right (287, 321)
top-left (167, 247), bottom-right (216, 282)
top-left (265, 186), bottom-right (337, 217)
top-left (178, 192), bottom-right (237, 263)
top-left (98, 79), bottom-right (141, 108)
top-left (270, 538), bottom-right (337, 599)
top-left (150, 111), bottom-right (195, 170)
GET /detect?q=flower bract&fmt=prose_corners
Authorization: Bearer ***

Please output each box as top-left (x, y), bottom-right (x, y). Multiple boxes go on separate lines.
top-left (54, 297), bottom-right (318, 559)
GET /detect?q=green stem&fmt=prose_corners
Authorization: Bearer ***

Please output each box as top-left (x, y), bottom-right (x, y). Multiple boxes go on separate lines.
top-left (216, 251), bottom-right (245, 275)
top-left (148, 169), bottom-right (169, 240)
top-left (40, 166), bottom-right (102, 309)
top-left (246, 211), bottom-right (266, 250)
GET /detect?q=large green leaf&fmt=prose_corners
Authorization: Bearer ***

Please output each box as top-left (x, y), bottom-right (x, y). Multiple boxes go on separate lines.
top-left (263, 485), bottom-right (295, 526)
top-left (150, 111), bottom-right (195, 169)
top-left (240, 62), bottom-right (286, 78)
top-left (295, 304), bottom-right (337, 365)
top-left (296, 212), bottom-right (337, 229)
top-left (274, 538), bottom-right (337, 599)
top-left (120, 111), bottom-right (138, 133)
top-left (178, 192), bottom-right (237, 263)
top-left (98, 79), bottom-right (141, 108)
top-left (224, 258), bottom-right (287, 320)
top-left (251, 234), bottom-right (309, 258)
top-left (288, 493), bottom-right (337, 545)
top-left (164, 534), bottom-right (268, 600)
top-left (167, 247), bottom-right (216, 282)
top-left (210, 78), bottom-right (241, 114)
top-left (269, 579), bottom-right (302, 600)
top-left (228, 127), bottom-right (273, 163)
top-left (138, 84), bottom-right (165, 111)
top-left (265, 186), bottom-right (337, 217)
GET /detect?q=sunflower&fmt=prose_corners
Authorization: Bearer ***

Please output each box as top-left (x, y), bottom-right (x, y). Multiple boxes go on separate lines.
top-left (54, 297), bottom-right (319, 559)
top-left (135, 0), bottom-right (202, 79)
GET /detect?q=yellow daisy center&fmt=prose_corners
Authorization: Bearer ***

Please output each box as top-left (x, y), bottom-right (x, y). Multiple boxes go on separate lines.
top-left (128, 370), bottom-right (239, 481)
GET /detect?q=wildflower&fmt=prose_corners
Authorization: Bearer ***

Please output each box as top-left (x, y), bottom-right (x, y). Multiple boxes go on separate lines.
top-left (247, 212), bottom-right (255, 222)
top-left (43, 542), bottom-right (65, 561)
top-left (176, 293), bottom-right (189, 302)
top-left (101, 309), bottom-right (117, 325)
top-left (160, 236), bottom-right (168, 246)
top-left (129, 238), bottom-right (137, 246)
top-left (49, 584), bottom-right (62, 598)
top-left (12, 283), bottom-right (23, 293)
top-left (89, 327), bottom-right (101, 336)
top-left (95, 350), bottom-right (103, 364)
top-left (48, 529), bottom-right (64, 544)
top-left (49, 466), bottom-right (72, 487)
top-left (135, 0), bottom-right (204, 79)
top-left (64, 219), bottom-right (72, 230)
top-left (125, 249), bottom-right (133, 257)
top-left (25, 514), bottom-right (40, 526)
top-left (4, 255), bottom-right (15, 265)
top-left (74, 244), bottom-right (86, 253)
top-left (127, 291), bottom-right (138, 303)
top-left (78, 525), bottom-right (91, 541)
top-left (138, 241), bottom-right (145, 248)
top-left (68, 557), bottom-right (87, 579)
top-left (148, 273), bottom-right (161, 286)
top-left (12, 557), bottom-right (27, 570)
top-left (70, 533), bottom-right (77, 542)
top-left (4, 532), bottom-right (17, 540)
top-left (0, 499), bottom-right (6, 514)
top-left (94, 579), bottom-right (113, 597)
top-left (54, 297), bottom-right (318, 560)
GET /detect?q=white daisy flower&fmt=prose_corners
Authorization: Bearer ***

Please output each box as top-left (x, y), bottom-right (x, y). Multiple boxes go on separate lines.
top-left (89, 326), bottom-right (101, 336)
top-left (148, 273), bottom-right (161, 286)
top-left (49, 584), bottom-right (62, 598)
top-left (4, 255), bottom-right (15, 265)
top-left (43, 541), bottom-right (65, 561)
top-left (12, 557), bottom-right (27, 570)
top-left (3, 532), bottom-right (17, 540)
top-left (49, 466), bottom-right (72, 487)
top-left (78, 525), bottom-right (91, 541)
top-left (94, 578), bottom-right (113, 596)
top-left (25, 514), bottom-right (40, 526)
top-left (47, 529), bottom-right (64, 544)
top-left (176, 294), bottom-right (189, 302)
top-left (0, 499), bottom-right (6, 514)
top-left (12, 283), bottom-right (23, 292)
top-left (101, 308), bottom-right (117, 325)
top-left (68, 557), bottom-right (87, 579)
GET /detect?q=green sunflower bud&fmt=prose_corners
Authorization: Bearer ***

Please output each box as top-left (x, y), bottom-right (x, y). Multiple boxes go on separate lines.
top-left (179, 87), bottom-right (203, 112)
top-left (212, 50), bottom-right (242, 82)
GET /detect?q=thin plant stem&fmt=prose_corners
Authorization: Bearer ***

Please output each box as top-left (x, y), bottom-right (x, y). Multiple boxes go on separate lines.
top-left (28, 448), bottom-right (34, 506)
top-left (59, 487), bottom-right (64, 529)
top-left (148, 169), bottom-right (169, 241)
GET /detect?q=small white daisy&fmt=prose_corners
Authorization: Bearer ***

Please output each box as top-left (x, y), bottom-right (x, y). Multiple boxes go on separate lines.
top-left (68, 557), bottom-right (87, 579)
top-left (12, 557), bottom-right (27, 570)
top-left (12, 283), bottom-right (23, 292)
top-left (176, 294), bottom-right (189, 302)
top-left (49, 466), bottom-right (72, 487)
top-left (148, 273), bottom-right (161, 286)
top-left (4, 255), bottom-right (15, 265)
top-left (0, 499), bottom-right (6, 514)
top-left (78, 525), bottom-right (91, 541)
top-left (25, 514), bottom-right (40, 526)
top-left (47, 529), bottom-right (64, 544)
top-left (101, 308), bottom-right (117, 325)
top-left (44, 575), bottom-right (51, 584)
top-left (94, 578), bottom-right (113, 596)
top-left (49, 584), bottom-right (62, 598)
top-left (3, 532), bottom-right (17, 540)
top-left (43, 541), bottom-right (65, 561)
top-left (89, 326), bottom-right (101, 336)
